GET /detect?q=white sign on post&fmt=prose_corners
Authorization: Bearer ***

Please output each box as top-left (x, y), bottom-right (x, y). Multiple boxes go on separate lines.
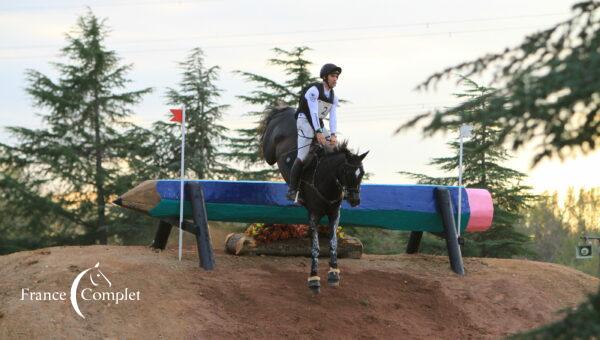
top-left (459, 124), bottom-right (473, 139)
top-left (576, 245), bottom-right (593, 259)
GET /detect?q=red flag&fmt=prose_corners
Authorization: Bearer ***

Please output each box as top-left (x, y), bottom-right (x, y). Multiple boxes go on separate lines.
top-left (169, 109), bottom-right (183, 123)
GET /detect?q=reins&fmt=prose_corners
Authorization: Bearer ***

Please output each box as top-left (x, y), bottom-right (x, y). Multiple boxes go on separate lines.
top-left (300, 147), bottom-right (361, 207)
top-left (280, 131), bottom-right (327, 158)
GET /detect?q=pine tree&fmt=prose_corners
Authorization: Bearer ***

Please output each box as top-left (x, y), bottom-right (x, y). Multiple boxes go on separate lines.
top-left (0, 11), bottom-right (151, 246)
top-left (148, 47), bottom-right (233, 180)
top-left (227, 46), bottom-right (319, 180)
top-left (402, 1), bottom-right (600, 165)
top-left (401, 77), bottom-right (535, 258)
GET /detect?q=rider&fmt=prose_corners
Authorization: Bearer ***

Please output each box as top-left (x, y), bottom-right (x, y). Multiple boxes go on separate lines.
top-left (286, 63), bottom-right (341, 201)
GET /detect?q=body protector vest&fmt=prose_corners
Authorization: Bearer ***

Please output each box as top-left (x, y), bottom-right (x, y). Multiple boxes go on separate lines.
top-left (295, 82), bottom-right (335, 131)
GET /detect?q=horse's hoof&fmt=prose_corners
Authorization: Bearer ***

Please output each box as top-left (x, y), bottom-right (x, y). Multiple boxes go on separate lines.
top-left (328, 269), bottom-right (340, 287)
top-left (308, 276), bottom-right (320, 294)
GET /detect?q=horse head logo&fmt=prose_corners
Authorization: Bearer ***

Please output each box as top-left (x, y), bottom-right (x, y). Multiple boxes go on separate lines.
top-left (70, 262), bottom-right (111, 319)
top-left (89, 262), bottom-right (112, 288)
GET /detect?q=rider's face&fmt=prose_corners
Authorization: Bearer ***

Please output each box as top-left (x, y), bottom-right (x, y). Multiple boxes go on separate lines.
top-left (325, 73), bottom-right (339, 88)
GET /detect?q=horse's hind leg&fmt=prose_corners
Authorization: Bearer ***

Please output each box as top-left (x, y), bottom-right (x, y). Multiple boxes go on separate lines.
top-left (327, 208), bottom-right (341, 287)
top-left (308, 213), bottom-right (321, 294)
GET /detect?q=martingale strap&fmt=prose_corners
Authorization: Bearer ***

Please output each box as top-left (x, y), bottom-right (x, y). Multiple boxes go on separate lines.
top-left (300, 179), bottom-right (343, 206)
top-left (299, 159), bottom-right (362, 207)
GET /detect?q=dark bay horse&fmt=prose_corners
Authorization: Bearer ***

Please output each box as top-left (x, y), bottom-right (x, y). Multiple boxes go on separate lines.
top-left (260, 106), bottom-right (368, 293)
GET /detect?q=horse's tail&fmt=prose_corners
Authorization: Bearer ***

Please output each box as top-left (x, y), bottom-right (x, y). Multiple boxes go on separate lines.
top-left (258, 104), bottom-right (291, 159)
top-left (257, 107), bottom-right (279, 147)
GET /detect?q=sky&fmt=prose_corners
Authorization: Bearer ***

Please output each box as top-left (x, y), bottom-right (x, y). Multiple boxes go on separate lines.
top-left (0, 0), bottom-right (598, 198)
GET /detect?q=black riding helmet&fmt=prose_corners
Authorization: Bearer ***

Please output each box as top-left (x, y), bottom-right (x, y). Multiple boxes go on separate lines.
top-left (320, 63), bottom-right (342, 79)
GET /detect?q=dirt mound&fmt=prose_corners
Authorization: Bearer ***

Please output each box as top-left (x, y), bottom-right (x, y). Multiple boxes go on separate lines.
top-left (1, 245), bottom-right (597, 339)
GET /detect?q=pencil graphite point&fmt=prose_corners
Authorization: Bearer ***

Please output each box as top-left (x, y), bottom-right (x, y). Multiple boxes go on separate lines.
top-left (113, 198), bottom-right (123, 206)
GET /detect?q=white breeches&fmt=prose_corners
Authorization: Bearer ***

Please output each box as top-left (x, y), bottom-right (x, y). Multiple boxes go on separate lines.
top-left (297, 113), bottom-right (330, 161)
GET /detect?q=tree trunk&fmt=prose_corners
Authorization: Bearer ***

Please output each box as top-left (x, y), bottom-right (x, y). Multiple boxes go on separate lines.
top-left (224, 233), bottom-right (363, 259)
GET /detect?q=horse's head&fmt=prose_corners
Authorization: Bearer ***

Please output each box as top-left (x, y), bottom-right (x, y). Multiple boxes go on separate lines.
top-left (338, 148), bottom-right (369, 207)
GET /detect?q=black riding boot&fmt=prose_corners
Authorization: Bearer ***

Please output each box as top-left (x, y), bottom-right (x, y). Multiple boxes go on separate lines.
top-left (286, 158), bottom-right (304, 201)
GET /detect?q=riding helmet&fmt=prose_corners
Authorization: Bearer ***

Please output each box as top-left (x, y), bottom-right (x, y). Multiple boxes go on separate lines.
top-left (320, 63), bottom-right (342, 79)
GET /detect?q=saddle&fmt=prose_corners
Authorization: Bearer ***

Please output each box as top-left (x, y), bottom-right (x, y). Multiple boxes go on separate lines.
top-left (302, 143), bottom-right (328, 178)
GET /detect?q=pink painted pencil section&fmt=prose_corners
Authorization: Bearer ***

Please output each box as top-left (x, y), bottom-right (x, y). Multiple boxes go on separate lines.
top-left (465, 189), bottom-right (494, 232)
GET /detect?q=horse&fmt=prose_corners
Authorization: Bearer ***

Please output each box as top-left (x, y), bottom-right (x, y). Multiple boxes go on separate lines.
top-left (260, 106), bottom-right (368, 294)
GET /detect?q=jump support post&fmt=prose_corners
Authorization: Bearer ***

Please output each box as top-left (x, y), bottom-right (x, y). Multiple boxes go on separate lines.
top-left (406, 187), bottom-right (465, 275)
top-left (150, 182), bottom-right (215, 271)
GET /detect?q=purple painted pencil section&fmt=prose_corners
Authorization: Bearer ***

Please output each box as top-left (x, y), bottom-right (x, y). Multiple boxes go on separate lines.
top-left (465, 189), bottom-right (494, 232)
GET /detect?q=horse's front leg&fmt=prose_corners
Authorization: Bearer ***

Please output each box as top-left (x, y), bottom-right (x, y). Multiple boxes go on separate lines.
top-left (327, 207), bottom-right (341, 287)
top-left (308, 212), bottom-right (321, 294)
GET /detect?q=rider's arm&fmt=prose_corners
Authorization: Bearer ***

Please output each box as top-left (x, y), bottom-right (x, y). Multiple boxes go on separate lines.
top-left (305, 86), bottom-right (322, 132)
top-left (329, 96), bottom-right (339, 135)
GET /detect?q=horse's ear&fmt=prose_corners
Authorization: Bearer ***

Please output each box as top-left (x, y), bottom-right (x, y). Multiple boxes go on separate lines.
top-left (358, 151), bottom-right (369, 161)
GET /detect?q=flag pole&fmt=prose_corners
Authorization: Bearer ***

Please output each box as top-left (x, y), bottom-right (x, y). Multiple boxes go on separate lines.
top-left (178, 106), bottom-right (186, 261)
top-left (458, 130), bottom-right (464, 237)
top-left (457, 124), bottom-right (472, 237)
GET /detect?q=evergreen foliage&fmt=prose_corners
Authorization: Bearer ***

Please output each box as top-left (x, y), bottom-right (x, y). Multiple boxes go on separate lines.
top-left (401, 77), bottom-right (535, 258)
top-left (400, 1), bottom-right (600, 166)
top-left (146, 47), bottom-right (233, 180)
top-left (226, 47), bottom-right (318, 180)
top-left (0, 11), bottom-right (152, 249)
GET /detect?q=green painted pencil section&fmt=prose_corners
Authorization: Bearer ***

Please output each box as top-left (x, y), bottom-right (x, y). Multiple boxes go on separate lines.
top-left (149, 200), bottom-right (470, 233)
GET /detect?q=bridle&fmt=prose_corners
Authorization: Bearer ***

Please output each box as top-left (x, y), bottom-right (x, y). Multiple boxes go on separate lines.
top-left (339, 161), bottom-right (362, 198)
top-left (301, 149), bottom-right (362, 207)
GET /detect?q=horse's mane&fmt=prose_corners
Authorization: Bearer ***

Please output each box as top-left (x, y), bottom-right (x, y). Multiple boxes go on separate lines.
top-left (323, 140), bottom-right (354, 157)
top-left (323, 139), bottom-right (358, 162)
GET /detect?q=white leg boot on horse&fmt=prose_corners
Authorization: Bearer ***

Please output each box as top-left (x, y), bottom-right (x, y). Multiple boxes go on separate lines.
top-left (327, 268), bottom-right (340, 287)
